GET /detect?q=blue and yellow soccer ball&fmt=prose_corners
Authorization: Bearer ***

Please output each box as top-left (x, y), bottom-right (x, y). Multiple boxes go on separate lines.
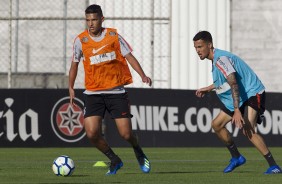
top-left (52, 155), bottom-right (75, 176)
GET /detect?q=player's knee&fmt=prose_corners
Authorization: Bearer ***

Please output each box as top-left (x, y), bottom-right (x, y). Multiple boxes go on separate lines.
top-left (211, 121), bottom-right (221, 132)
top-left (120, 132), bottom-right (131, 141)
top-left (86, 130), bottom-right (100, 142)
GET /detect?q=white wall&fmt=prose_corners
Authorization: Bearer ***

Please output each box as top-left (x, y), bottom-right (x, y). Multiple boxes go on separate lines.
top-left (171, 0), bottom-right (230, 90)
top-left (232, 0), bottom-right (282, 92)
top-left (4, 0), bottom-right (281, 92)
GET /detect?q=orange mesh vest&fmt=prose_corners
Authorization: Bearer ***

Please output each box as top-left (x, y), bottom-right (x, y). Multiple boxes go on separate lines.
top-left (78, 28), bottom-right (133, 91)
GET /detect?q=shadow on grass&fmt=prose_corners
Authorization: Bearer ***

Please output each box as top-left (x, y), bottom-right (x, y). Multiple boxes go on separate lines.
top-left (154, 171), bottom-right (217, 174)
top-left (156, 170), bottom-right (255, 174)
top-left (69, 174), bottom-right (91, 177)
top-left (41, 183), bottom-right (98, 184)
top-left (124, 171), bottom-right (217, 174)
top-left (125, 170), bottom-right (254, 174)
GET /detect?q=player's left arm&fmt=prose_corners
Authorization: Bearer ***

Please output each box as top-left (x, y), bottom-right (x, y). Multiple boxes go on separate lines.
top-left (125, 53), bottom-right (152, 86)
top-left (227, 73), bottom-right (240, 110)
top-left (118, 34), bottom-right (152, 86)
top-left (226, 72), bottom-right (244, 128)
top-left (216, 56), bottom-right (244, 128)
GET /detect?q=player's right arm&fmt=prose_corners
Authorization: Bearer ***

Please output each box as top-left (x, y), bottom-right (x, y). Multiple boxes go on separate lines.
top-left (69, 37), bottom-right (83, 106)
top-left (195, 84), bottom-right (215, 98)
top-left (69, 62), bottom-right (79, 106)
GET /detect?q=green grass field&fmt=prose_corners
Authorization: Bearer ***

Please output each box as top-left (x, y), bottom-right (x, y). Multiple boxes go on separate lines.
top-left (0, 147), bottom-right (282, 184)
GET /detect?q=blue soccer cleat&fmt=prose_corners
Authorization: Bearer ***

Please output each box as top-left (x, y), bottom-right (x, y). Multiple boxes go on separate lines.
top-left (223, 155), bottom-right (246, 173)
top-left (264, 165), bottom-right (282, 174)
top-left (137, 155), bottom-right (151, 173)
top-left (106, 161), bottom-right (123, 175)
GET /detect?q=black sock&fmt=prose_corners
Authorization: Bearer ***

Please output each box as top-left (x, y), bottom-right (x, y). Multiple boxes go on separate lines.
top-left (133, 145), bottom-right (145, 158)
top-left (264, 152), bottom-right (277, 167)
top-left (104, 148), bottom-right (120, 162)
top-left (226, 142), bottom-right (241, 158)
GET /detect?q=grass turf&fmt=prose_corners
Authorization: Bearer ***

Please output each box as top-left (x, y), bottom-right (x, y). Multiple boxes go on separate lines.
top-left (0, 147), bottom-right (282, 184)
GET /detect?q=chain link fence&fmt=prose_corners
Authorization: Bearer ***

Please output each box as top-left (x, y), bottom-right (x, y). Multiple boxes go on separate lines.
top-left (0, 0), bottom-right (171, 89)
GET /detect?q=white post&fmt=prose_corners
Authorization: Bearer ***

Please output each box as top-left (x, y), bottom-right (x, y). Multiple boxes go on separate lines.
top-left (8, 0), bottom-right (12, 89)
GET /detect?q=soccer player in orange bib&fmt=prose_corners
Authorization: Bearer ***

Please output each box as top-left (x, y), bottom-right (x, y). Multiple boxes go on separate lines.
top-left (69, 4), bottom-right (151, 175)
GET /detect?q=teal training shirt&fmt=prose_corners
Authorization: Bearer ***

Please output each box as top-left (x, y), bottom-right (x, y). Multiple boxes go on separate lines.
top-left (212, 48), bottom-right (265, 111)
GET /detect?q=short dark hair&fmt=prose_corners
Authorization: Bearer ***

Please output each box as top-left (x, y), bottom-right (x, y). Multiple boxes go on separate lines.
top-left (193, 31), bottom-right (213, 43)
top-left (85, 4), bottom-right (103, 17)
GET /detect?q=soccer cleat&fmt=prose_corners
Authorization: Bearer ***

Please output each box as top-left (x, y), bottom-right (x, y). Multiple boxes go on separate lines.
top-left (106, 161), bottom-right (123, 175)
top-left (223, 155), bottom-right (246, 173)
top-left (136, 155), bottom-right (151, 173)
top-left (264, 165), bottom-right (282, 174)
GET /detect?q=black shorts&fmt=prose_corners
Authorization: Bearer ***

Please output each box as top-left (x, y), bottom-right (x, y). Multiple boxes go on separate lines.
top-left (83, 92), bottom-right (133, 119)
top-left (222, 91), bottom-right (265, 117)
